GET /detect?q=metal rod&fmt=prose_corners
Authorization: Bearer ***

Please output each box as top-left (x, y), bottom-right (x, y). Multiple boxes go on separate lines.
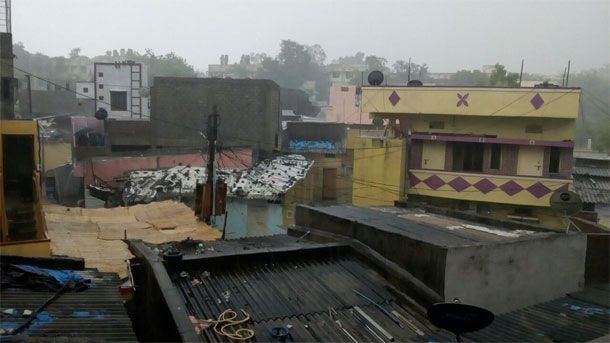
top-left (391, 310), bottom-right (424, 336)
top-left (351, 309), bottom-right (385, 343)
top-left (353, 289), bottom-right (402, 327)
top-left (354, 306), bottom-right (394, 342)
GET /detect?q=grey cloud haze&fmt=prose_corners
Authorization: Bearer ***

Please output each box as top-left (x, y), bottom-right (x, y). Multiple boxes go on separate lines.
top-left (12, 0), bottom-right (610, 75)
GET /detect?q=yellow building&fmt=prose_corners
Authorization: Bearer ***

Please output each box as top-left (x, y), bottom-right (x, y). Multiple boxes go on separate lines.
top-left (0, 120), bottom-right (51, 255)
top-left (356, 85), bottom-right (580, 228)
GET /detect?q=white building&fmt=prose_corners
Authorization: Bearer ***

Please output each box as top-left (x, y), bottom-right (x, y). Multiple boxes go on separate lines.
top-left (76, 61), bottom-right (149, 120)
top-left (326, 64), bottom-right (368, 86)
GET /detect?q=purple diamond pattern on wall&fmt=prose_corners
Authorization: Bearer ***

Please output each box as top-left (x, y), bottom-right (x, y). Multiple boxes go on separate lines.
top-left (526, 182), bottom-right (552, 198)
top-left (409, 173), bottom-right (421, 186)
top-left (423, 175), bottom-right (445, 190)
top-left (389, 91), bottom-right (400, 106)
top-left (530, 93), bottom-right (544, 110)
top-left (556, 184), bottom-right (569, 192)
top-left (448, 177), bottom-right (471, 192)
top-left (473, 179), bottom-right (497, 194)
top-left (499, 180), bottom-right (524, 196)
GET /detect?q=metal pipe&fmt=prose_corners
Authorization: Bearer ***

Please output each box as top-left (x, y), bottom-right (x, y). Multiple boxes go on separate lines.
top-left (354, 306), bottom-right (394, 342)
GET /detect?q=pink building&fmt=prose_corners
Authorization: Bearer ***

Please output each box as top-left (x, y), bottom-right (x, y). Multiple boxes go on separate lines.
top-left (325, 85), bottom-right (372, 124)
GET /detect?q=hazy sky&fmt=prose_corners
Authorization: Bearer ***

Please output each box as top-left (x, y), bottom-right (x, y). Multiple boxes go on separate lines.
top-left (12, 0), bottom-right (610, 75)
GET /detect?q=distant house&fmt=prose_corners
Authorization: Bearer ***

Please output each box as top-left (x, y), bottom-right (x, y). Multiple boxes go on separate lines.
top-left (76, 61), bottom-right (150, 120)
top-left (572, 151), bottom-right (610, 224)
top-left (356, 82), bottom-right (582, 230)
top-left (326, 63), bottom-right (367, 85)
top-left (326, 85), bottom-right (371, 124)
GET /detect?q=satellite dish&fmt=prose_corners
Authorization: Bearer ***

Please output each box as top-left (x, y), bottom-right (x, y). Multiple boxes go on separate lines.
top-left (368, 70), bottom-right (384, 86)
top-left (550, 190), bottom-right (582, 215)
top-left (94, 108), bottom-right (108, 120)
top-left (428, 303), bottom-right (494, 342)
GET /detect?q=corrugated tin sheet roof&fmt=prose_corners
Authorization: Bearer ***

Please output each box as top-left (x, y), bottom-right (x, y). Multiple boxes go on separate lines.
top-left (174, 252), bottom-right (451, 342)
top-left (0, 269), bottom-right (137, 341)
top-left (573, 175), bottom-right (610, 204)
top-left (465, 284), bottom-right (610, 342)
top-left (574, 166), bottom-right (610, 177)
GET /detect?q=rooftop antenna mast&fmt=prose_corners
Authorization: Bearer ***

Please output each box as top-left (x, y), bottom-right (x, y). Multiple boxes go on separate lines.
top-left (565, 60), bottom-right (571, 87)
top-left (518, 59), bottom-right (524, 87)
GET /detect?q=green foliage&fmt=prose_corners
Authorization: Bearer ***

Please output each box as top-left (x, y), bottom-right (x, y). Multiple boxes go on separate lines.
top-left (12, 43), bottom-right (197, 90)
top-left (489, 63), bottom-right (519, 87)
top-left (256, 39), bottom-right (329, 100)
top-left (364, 55), bottom-right (388, 72)
top-left (333, 52), bottom-right (365, 65)
top-left (571, 65), bottom-right (610, 152)
top-left (392, 60), bottom-right (429, 82)
top-left (450, 69), bottom-right (490, 86)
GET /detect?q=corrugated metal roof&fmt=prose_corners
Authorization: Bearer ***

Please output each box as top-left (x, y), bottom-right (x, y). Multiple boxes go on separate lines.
top-left (574, 166), bottom-right (610, 177)
top-left (465, 284), bottom-right (610, 342)
top-left (173, 252), bottom-right (451, 342)
top-left (573, 175), bottom-right (610, 204)
top-left (0, 269), bottom-right (137, 341)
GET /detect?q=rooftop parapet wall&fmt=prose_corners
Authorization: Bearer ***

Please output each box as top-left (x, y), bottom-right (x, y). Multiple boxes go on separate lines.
top-left (295, 204), bottom-right (587, 314)
top-left (362, 86), bottom-right (581, 119)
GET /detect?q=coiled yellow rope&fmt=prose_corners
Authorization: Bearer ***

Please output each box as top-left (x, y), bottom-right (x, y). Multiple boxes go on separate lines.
top-left (201, 309), bottom-right (254, 341)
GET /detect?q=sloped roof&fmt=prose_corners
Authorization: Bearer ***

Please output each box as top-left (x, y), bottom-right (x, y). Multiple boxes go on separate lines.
top-left (573, 175), bottom-right (610, 204)
top-left (0, 268), bottom-right (137, 340)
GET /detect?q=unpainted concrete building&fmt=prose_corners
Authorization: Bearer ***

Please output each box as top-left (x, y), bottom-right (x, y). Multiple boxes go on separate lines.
top-left (296, 204), bottom-right (587, 314)
top-left (150, 77), bottom-right (280, 158)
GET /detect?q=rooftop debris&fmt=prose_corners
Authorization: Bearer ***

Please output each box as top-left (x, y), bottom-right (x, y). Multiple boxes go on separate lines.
top-left (43, 201), bottom-right (220, 277)
top-left (230, 154), bottom-right (313, 199)
top-left (122, 166), bottom-right (208, 205)
top-left (118, 154), bottom-right (312, 204)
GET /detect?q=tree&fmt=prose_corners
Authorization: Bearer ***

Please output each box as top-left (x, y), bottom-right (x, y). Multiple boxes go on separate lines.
top-left (69, 48), bottom-right (81, 58)
top-left (570, 65), bottom-right (610, 151)
top-left (333, 52), bottom-right (365, 65)
top-left (364, 55), bottom-right (388, 72)
top-left (256, 40), bottom-right (329, 100)
top-left (248, 52), bottom-right (268, 64)
top-left (306, 44), bottom-right (327, 65)
top-left (392, 60), bottom-right (429, 82)
top-left (489, 63), bottom-right (519, 87)
top-left (450, 69), bottom-right (490, 86)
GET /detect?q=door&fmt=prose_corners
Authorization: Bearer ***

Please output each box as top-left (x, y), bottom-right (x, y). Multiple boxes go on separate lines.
top-left (517, 146), bottom-right (544, 176)
top-left (322, 168), bottom-right (337, 200)
top-left (421, 141), bottom-right (446, 170)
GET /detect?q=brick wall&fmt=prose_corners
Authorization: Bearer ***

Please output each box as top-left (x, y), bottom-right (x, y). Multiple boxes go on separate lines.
top-left (151, 77), bottom-right (280, 158)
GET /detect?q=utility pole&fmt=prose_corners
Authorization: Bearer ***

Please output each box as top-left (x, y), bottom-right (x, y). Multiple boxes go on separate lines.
top-left (26, 74), bottom-right (32, 115)
top-left (204, 105), bottom-right (220, 224)
top-left (518, 59), bottom-right (524, 87)
top-left (407, 57), bottom-right (411, 82)
top-left (565, 60), bottom-right (571, 87)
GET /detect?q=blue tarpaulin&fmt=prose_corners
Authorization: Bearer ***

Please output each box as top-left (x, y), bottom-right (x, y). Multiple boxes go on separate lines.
top-left (289, 140), bottom-right (336, 151)
top-left (12, 264), bottom-right (92, 289)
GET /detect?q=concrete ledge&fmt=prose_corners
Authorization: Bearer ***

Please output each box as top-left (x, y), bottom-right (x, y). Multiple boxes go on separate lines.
top-left (287, 225), bottom-right (443, 311)
top-left (395, 200), bottom-right (553, 232)
top-left (296, 204), bottom-right (588, 314)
